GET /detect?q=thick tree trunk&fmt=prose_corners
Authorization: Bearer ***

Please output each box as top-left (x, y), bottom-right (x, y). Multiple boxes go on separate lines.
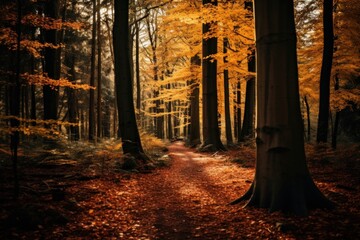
top-left (201, 0), bottom-right (225, 151)
top-left (232, 0), bottom-right (332, 216)
top-left (223, 38), bottom-right (233, 145)
top-left (316, 0), bottom-right (334, 143)
top-left (113, 0), bottom-right (146, 157)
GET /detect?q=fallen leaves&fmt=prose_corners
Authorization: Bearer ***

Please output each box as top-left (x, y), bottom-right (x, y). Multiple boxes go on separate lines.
top-left (0, 142), bottom-right (359, 239)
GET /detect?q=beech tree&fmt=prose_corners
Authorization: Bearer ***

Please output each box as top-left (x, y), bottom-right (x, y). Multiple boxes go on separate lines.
top-left (201, 0), bottom-right (225, 151)
top-left (316, 0), bottom-right (334, 143)
top-left (43, 0), bottom-right (61, 131)
top-left (113, 0), bottom-right (146, 157)
top-left (231, 0), bottom-right (332, 215)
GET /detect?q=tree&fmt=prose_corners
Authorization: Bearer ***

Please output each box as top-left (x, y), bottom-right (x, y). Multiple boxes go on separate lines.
top-left (201, 0), bottom-right (225, 151)
top-left (239, 0), bottom-right (255, 142)
top-left (231, 0), bottom-right (332, 215)
top-left (113, 0), bottom-right (146, 157)
top-left (43, 0), bottom-right (61, 130)
top-left (188, 54), bottom-right (201, 147)
top-left (88, 0), bottom-right (96, 141)
top-left (97, 0), bottom-right (102, 139)
top-left (316, 0), bottom-right (334, 143)
top-left (223, 38), bottom-right (233, 145)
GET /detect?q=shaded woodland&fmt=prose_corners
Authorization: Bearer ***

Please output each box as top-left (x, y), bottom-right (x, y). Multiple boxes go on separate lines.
top-left (0, 0), bottom-right (359, 239)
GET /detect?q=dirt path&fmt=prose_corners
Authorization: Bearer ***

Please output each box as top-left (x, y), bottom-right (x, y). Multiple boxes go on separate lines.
top-left (6, 141), bottom-right (359, 239)
top-left (130, 141), bottom-right (253, 239)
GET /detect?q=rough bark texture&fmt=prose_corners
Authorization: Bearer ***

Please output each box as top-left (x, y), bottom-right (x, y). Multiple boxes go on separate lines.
top-left (316, 0), bottom-right (334, 143)
top-left (113, 0), bottom-right (146, 156)
top-left (233, 0), bottom-right (332, 216)
top-left (201, 0), bottom-right (225, 151)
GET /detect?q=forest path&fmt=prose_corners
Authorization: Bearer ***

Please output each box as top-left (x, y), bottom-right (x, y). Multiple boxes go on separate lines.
top-left (129, 141), bottom-right (253, 239)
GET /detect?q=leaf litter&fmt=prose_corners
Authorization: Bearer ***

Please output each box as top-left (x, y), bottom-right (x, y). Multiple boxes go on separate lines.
top-left (0, 141), bottom-right (359, 239)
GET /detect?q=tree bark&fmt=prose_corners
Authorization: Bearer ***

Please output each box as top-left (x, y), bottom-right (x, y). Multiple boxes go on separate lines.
top-left (201, 0), bottom-right (225, 151)
top-left (113, 0), bottom-right (146, 157)
top-left (331, 74), bottom-right (340, 149)
top-left (9, 0), bottom-right (22, 199)
top-left (304, 95), bottom-right (311, 142)
top-left (88, 0), bottom-right (96, 141)
top-left (231, 0), bottom-right (332, 216)
top-left (316, 0), bottom-right (334, 143)
top-left (223, 38), bottom-right (233, 145)
top-left (240, 1), bottom-right (256, 142)
top-left (97, 0), bottom-right (102, 139)
top-left (235, 80), bottom-right (241, 142)
top-left (43, 0), bottom-right (60, 124)
top-left (189, 55), bottom-right (201, 147)
top-left (239, 76), bottom-right (255, 141)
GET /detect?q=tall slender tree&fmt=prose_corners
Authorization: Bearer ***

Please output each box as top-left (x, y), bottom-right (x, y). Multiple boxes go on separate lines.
top-left (223, 38), bottom-right (233, 145)
top-left (231, 0), bottom-right (332, 215)
top-left (97, 0), bottom-right (102, 139)
top-left (316, 0), bottom-right (334, 143)
top-left (43, 0), bottom-right (61, 127)
top-left (201, 0), bottom-right (225, 151)
top-left (113, 0), bottom-right (147, 157)
top-left (239, 0), bottom-right (256, 141)
top-left (188, 54), bottom-right (201, 147)
top-left (88, 0), bottom-right (96, 141)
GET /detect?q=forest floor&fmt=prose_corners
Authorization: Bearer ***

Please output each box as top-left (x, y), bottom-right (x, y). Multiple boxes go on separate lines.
top-left (0, 140), bottom-right (360, 239)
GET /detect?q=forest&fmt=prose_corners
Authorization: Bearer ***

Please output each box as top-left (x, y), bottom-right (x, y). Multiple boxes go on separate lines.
top-left (0, 0), bottom-right (359, 239)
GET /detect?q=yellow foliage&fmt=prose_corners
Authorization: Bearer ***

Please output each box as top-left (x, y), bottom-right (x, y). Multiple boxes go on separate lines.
top-left (21, 73), bottom-right (95, 90)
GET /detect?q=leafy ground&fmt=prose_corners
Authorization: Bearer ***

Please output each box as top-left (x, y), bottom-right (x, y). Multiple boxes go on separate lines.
top-left (0, 140), bottom-right (360, 239)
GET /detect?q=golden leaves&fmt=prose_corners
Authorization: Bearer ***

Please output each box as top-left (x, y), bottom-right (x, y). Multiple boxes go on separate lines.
top-left (21, 73), bottom-right (95, 90)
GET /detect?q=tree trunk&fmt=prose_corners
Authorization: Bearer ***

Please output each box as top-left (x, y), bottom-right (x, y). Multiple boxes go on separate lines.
top-left (65, 52), bottom-right (79, 141)
top-left (9, 0), bottom-right (22, 199)
top-left (113, 0), bottom-right (146, 157)
top-left (43, 0), bottom-right (60, 124)
top-left (88, 0), bottom-right (96, 141)
top-left (167, 84), bottom-right (173, 140)
top-left (189, 55), bottom-right (201, 147)
top-left (235, 80), bottom-right (241, 142)
top-left (231, 0), bottom-right (332, 216)
top-left (240, 1), bottom-right (256, 142)
top-left (97, 0), bottom-right (102, 139)
top-left (316, 0), bottom-right (334, 143)
top-left (223, 38), bottom-right (233, 145)
top-left (135, 21), bottom-right (141, 116)
top-left (201, 0), bottom-right (225, 151)
top-left (304, 95), bottom-right (311, 142)
top-left (331, 74), bottom-right (340, 149)
top-left (239, 76), bottom-right (255, 141)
